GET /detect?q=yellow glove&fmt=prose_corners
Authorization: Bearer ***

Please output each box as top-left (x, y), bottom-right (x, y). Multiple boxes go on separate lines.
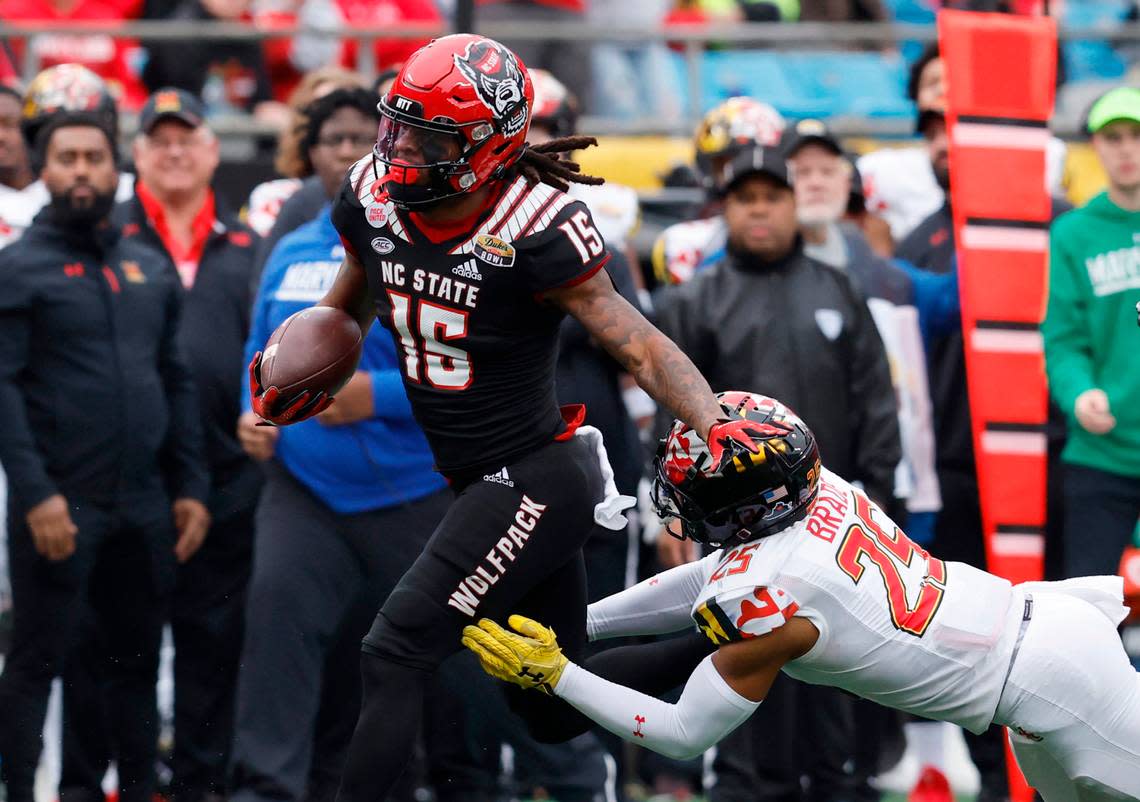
top-left (461, 614), bottom-right (569, 696)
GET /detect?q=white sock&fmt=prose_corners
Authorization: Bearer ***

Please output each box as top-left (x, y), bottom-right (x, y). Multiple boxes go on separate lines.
top-left (905, 721), bottom-right (946, 770)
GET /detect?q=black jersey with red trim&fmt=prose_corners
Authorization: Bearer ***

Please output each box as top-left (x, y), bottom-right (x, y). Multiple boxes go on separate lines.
top-left (331, 154), bottom-right (610, 477)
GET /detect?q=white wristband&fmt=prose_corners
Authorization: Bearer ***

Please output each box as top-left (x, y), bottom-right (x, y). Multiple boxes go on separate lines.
top-left (554, 654), bottom-right (759, 761)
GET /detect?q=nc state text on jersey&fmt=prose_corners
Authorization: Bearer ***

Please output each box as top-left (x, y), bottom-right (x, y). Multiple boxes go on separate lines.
top-left (380, 260), bottom-right (481, 309)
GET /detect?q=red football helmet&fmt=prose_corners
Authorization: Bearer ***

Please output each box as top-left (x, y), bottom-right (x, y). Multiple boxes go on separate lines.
top-left (374, 34), bottom-right (534, 208)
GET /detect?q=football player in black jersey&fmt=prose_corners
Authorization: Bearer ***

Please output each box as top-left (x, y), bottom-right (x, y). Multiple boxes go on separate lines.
top-left (248, 34), bottom-right (759, 802)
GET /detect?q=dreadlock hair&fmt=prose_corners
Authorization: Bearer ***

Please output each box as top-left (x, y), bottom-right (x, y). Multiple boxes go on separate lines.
top-left (515, 136), bottom-right (605, 193)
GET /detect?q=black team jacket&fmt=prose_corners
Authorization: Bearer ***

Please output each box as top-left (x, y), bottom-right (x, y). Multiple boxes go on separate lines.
top-left (116, 195), bottom-right (263, 522)
top-left (654, 237), bottom-right (902, 505)
top-left (0, 207), bottom-right (209, 511)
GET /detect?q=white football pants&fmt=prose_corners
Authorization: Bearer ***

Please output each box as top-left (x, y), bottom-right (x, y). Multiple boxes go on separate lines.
top-left (993, 581), bottom-right (1140, 801)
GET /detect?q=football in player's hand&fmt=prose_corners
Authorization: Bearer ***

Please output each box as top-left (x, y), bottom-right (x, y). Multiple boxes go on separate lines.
top-left (259, 306), bottom-right (363, 401)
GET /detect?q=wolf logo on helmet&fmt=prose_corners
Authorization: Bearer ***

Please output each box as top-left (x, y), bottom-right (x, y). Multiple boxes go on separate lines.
top-left (453, 38), bottom-right (528, 137)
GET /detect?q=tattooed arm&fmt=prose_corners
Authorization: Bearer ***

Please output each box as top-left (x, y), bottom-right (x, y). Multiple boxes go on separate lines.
top-left (548, 270), bottom-right (723, 439)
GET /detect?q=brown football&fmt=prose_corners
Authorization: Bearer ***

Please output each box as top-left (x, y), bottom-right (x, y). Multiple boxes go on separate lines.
top-left (259, 306), bottom-right (363, 400)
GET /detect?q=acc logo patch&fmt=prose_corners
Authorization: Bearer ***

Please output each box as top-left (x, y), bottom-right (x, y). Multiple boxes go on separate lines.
top-left (371, 237), bottom-right (395, 255)
top-left (365, 203), bottom-right (388, 228)
top-left (473, 234), bottom-right (515, 268)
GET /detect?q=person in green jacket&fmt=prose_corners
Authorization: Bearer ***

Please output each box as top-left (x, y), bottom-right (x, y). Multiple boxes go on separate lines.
top-left (1043, 86), bottom-right (1140, 578)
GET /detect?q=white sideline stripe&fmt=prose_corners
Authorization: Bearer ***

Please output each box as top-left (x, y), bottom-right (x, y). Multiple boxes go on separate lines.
top-left (992, 532), bottom-right (1045, 557)
top-left (953, 123), bottom-right (1052, 150)
top-left (962, 226), bottom-right (1048, 252)
top-left (971, 328), bottom-right (1043, 354)
top-left (981, 430), bottom-right (1047, 456)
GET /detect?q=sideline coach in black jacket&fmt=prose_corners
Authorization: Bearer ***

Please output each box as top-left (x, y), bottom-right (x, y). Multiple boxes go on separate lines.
top-left (653, 145), bottom-right (900, 802)
top-left (0, 78), bottom-right (209, 802)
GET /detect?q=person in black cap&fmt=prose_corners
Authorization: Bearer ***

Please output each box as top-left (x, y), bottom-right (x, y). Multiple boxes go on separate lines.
top-left (0, 65), bottom-right (209, 802)
top-left (57, 86), bottom-right (263, 802)
top-left (653, 143), bottom-right (900, 802)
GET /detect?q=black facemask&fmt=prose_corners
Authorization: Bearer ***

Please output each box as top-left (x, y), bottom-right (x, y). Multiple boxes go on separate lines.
top-left (48, 184), bottom-right (117, 230)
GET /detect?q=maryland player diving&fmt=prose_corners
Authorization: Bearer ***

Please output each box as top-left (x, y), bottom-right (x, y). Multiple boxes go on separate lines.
top-left (464, 392), bottom-right (1140, 802)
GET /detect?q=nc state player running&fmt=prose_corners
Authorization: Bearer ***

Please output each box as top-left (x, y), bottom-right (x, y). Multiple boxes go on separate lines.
top-left (464, 392), bottom-right (1140, 802)
top-left (247, 34), bottom-right (757, 802)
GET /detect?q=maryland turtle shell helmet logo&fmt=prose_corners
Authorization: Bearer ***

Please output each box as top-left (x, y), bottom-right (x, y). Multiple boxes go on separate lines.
top-left (452, 38), bottom-right (529, 138)
top-left (21, 63), bottom-right (118, 147)
top-left (652, 391), bottom-right (821, 548)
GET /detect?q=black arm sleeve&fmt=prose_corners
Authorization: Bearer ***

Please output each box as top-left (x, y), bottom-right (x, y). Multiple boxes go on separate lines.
top-left (844, 280), bottom-right (902, 504)
top-left (158, 275), bottom-right (210, 502)
top-left (0, 258), bottom-right (57, 508)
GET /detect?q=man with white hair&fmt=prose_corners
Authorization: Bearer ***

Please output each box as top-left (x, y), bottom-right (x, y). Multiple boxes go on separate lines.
top-left (785, 119), bottom-right (941, 538)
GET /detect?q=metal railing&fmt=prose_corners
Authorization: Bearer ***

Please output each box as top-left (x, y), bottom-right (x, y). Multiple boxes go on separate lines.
top-left (2, 19), bottom-right (1134, 138)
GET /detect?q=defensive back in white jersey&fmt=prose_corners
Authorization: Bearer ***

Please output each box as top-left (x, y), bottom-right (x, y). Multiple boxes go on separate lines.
top-left (692, 468), bottom-right (1022, 735)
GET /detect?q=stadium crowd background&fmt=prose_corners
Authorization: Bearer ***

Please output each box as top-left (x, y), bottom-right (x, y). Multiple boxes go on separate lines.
top-left (0, 1), bottom-right (1139, 802)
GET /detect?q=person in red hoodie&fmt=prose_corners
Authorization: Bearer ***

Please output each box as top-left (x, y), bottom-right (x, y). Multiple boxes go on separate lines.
top-left (0, 0), bottom-right (148, 110)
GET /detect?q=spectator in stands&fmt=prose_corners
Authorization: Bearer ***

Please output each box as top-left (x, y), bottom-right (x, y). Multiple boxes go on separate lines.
top-left (245, 65), bottom-right (367, 238)
top-left (858, 43), bottom-right (945, 243)
top-left (589, 1), bottom-right (684, 125)
top-left (652, 96), bottom-right (787, 287)
top-left (142, 0), bottom-right (289, 126)
top-left (798, 0), bottom-right (887, 21)
top-left (0, 68), bottom-right (137, 248)
top-left (786, 119), bottom-right (940, 528)
top-left (0, 66), bottom-right (209, 802)
top-left (654, 144), bottom-right (900, 802)
top-left (0, 83), bottom-right (33, 248)
top-left (255, 0), bottom-right (439, 104)
top-left (843, 152), bottom-right (894, 257)
top-left (88, 88), bottom-right (258, 802)
top-left (477, 0), bottom-right (592, 109)
top-left (231, 87), bottom-right (488, 802)
top-left (1044, 87), bottom-right (1140, 578)
top-left (0, 0), bottom-right (149, 109)
top-left (0, 83), bottom-right (25, 652)
top-left (246, 68), bottom-right (372, 290)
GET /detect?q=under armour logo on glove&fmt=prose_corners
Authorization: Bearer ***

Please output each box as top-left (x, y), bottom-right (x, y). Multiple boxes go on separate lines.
top-left (519, 666), bottom-right (546, 684)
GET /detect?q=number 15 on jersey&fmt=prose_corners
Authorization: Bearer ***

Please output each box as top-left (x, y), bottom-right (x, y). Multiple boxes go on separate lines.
top-left (387, 290), bottom-right (472, 390)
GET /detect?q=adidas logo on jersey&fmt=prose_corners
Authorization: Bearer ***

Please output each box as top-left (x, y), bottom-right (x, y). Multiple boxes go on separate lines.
top-left (483, 467), bottom-right (514, 487)
top-left (453, 259), bottom-right (483, 281)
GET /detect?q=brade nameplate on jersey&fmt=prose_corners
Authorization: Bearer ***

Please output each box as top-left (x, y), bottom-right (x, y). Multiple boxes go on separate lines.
top-left (377, 258), bottom-right (482, 310)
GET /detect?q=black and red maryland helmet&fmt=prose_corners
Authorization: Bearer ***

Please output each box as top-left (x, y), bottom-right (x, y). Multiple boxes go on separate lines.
top-left (694, 97), bottom-right (786, 193)
top-left (21, 63), bottom-right (118, 149)
top-left (652, 392), bottom-right (821, 549)
top-left (529, 68), bottom-right (578, 139)
top-left (374, 34), bottom-right (534, 208)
